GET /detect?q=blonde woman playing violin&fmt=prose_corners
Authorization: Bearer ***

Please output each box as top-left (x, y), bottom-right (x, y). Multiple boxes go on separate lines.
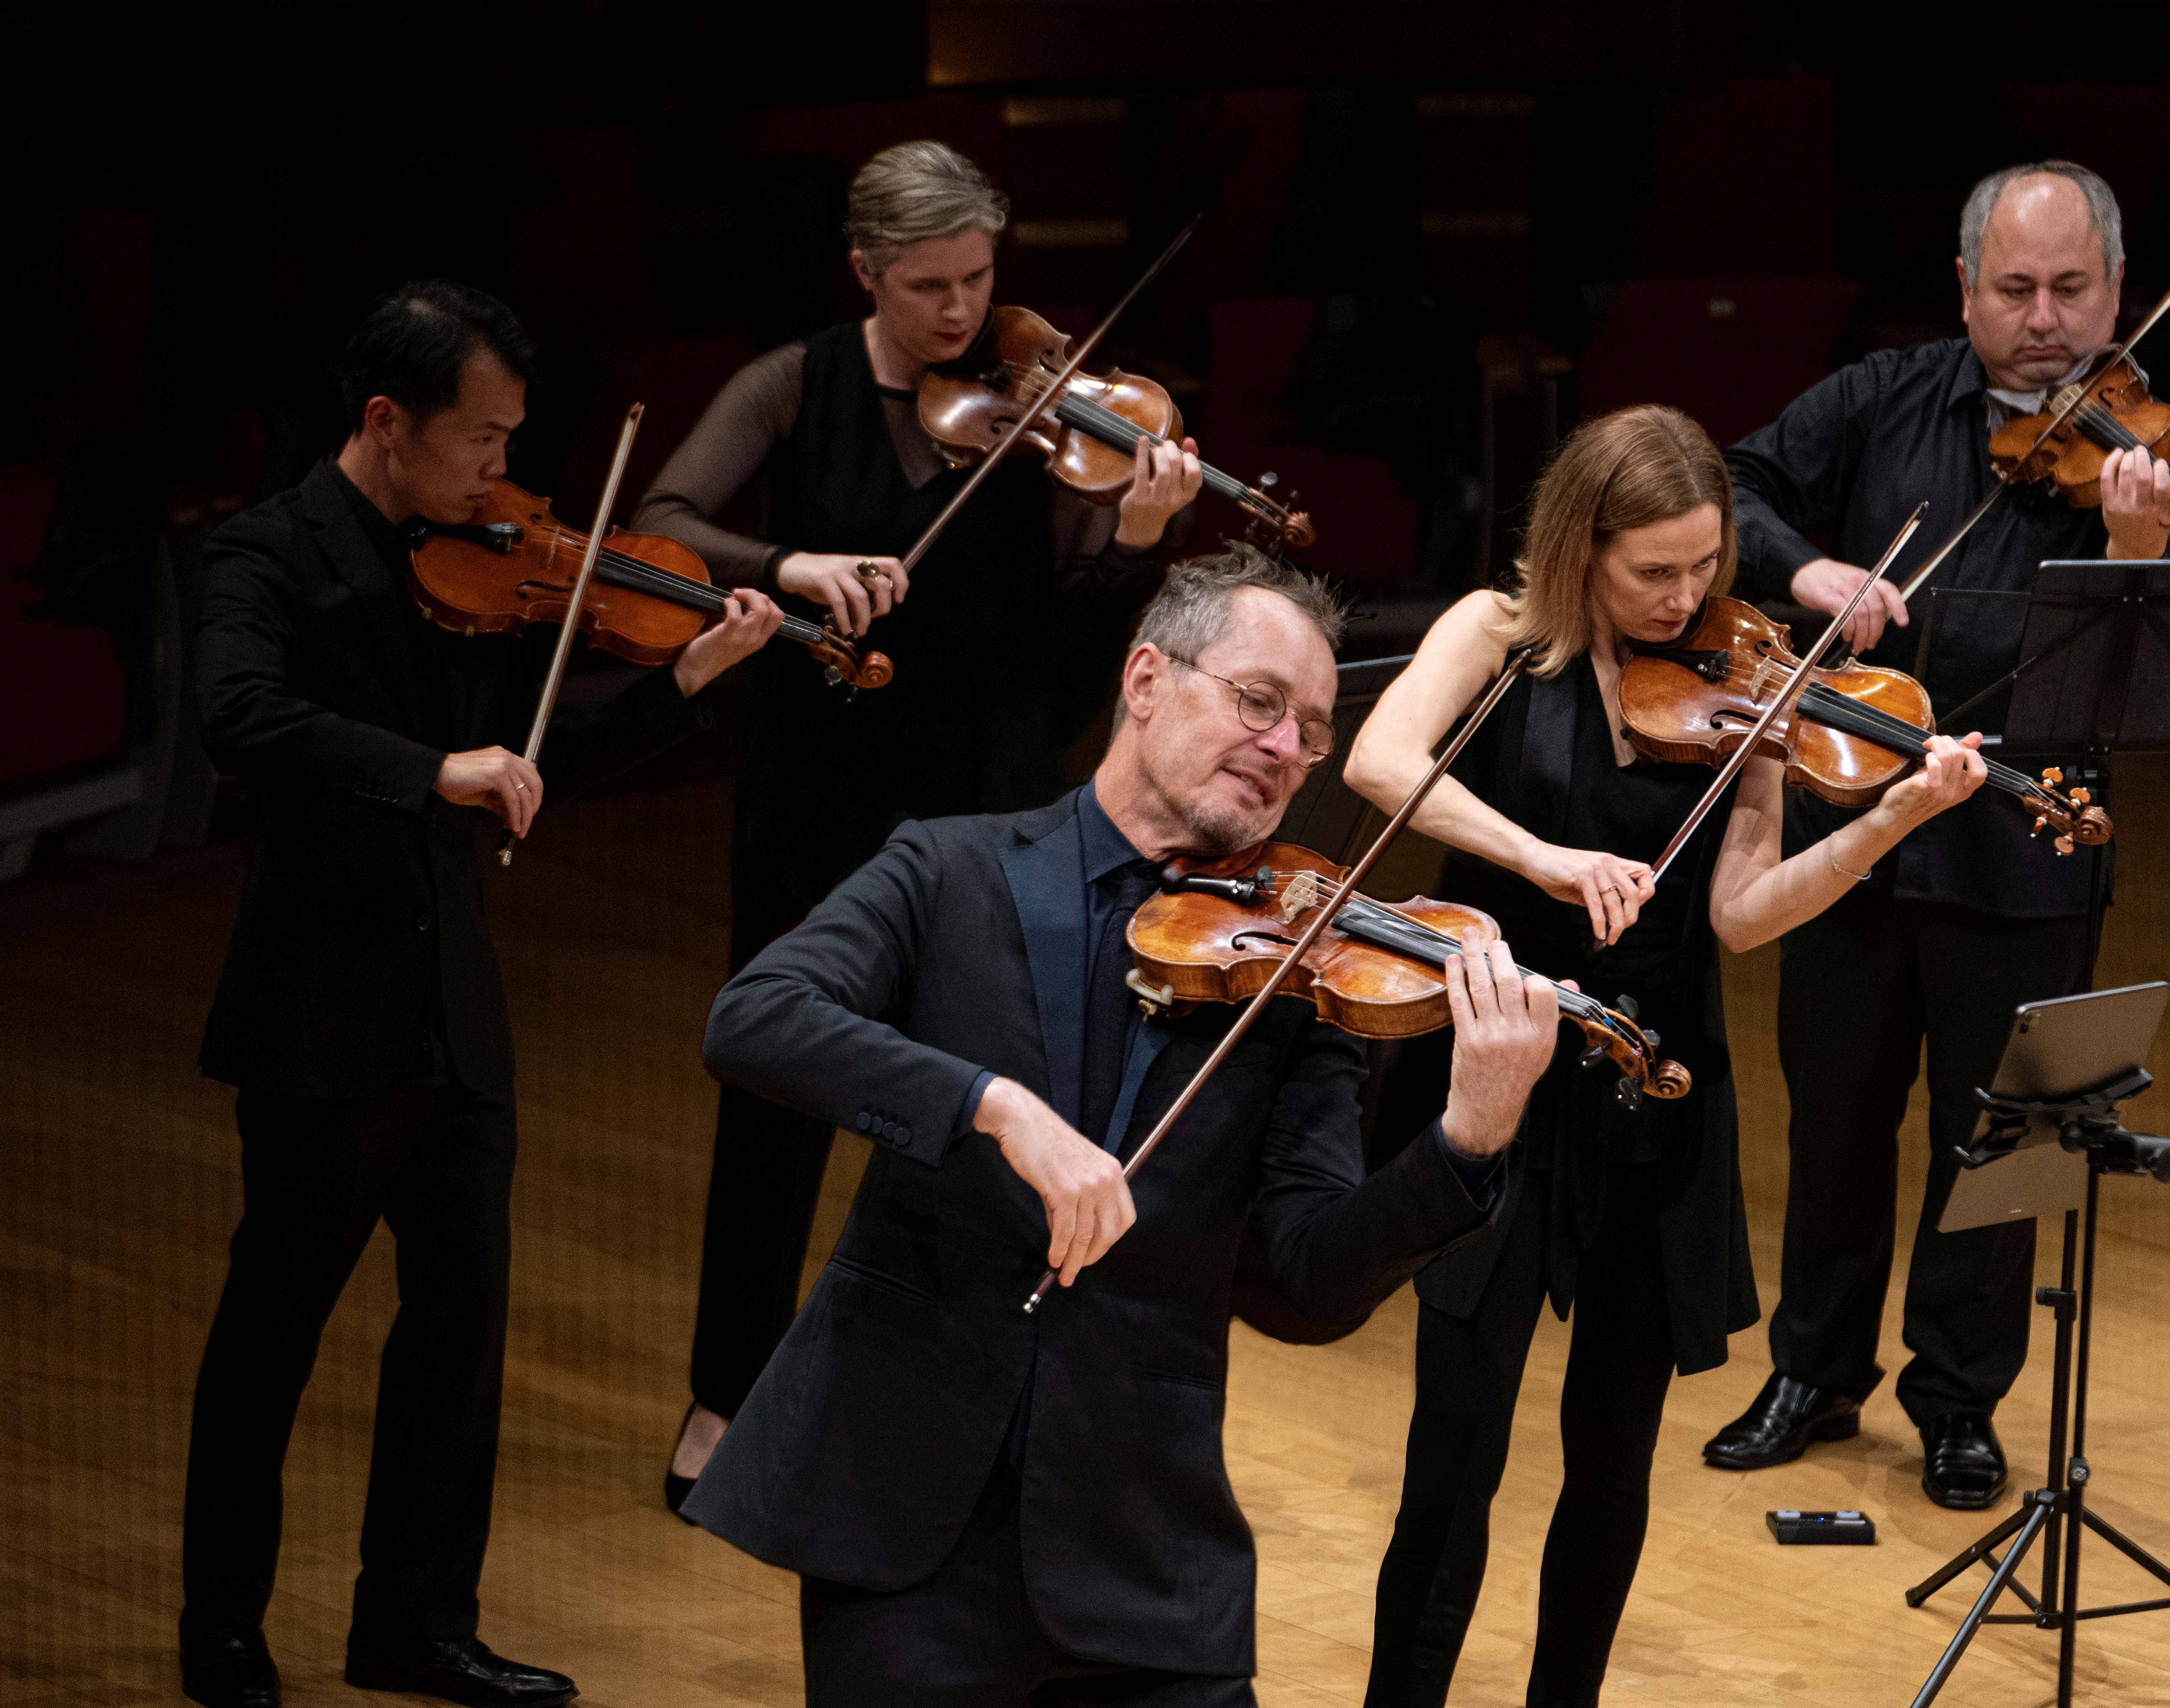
top-left (1341, 403), bottom-right (1984, 1707)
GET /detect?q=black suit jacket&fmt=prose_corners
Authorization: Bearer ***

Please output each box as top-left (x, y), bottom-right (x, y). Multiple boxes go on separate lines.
top-left (196, 460), bottom-right (708, 1098)
top-left (684, 789), bottom-right (1503, 1677)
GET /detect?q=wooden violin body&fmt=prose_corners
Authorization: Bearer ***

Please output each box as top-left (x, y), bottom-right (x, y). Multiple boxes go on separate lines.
top-left (918, 305), bottom-right (1316, 552)
top-left (1127, 841), bottom-right (1690, 1108)
top-left (1621, 596), bottom-right (2110, 851)
top-left (406, 480), bottom-right (891, 691)
top-left (1621, 597), bottom-right (1927, 808)
top-left (1989, 353), bottom-right (2170, 506)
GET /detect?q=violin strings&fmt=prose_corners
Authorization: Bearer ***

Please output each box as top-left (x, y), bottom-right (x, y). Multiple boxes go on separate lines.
top-left (587, 548), bottom-right (829, 648)
top-left (984, 357), bottom-right (1279, 512)
top-left (1275, 876), bottom-right (1611, 1023)
top-left (1794, 684), bottom-right (2052, 798)
top-left (1689, 656), bottom-right (2054, 802)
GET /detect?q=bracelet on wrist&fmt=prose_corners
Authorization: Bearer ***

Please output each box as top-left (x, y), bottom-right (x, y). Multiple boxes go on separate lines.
top-left (1827, 844), bottom-right (1873, 883)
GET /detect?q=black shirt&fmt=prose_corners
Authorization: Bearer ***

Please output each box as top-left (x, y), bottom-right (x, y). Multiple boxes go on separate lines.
top-left (329, 459), bottom-right (480, 1084)
top-left (1727, 336), bottom-right (2113, 917)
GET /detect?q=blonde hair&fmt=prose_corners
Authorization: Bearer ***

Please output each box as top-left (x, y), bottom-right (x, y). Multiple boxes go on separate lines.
top-left (1501, 404), bottom-right (1736, 676)
top-left (844, 141), bottom-right (1009, 277)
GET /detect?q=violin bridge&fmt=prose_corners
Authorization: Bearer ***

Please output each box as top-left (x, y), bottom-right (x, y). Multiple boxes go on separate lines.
top-left (1279, 870), bottom-right (1329, 924)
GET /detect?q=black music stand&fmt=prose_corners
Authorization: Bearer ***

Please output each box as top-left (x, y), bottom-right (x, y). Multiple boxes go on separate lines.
top-left (1914, 558), bottom-right (2170, 969)
top-left (1903, 983), bottom-right (2170, 1708)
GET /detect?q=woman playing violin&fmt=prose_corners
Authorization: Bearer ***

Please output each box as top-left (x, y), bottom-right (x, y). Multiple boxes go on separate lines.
top-left (1340, 405), bottom-right (1987, 1707)
top-left (634, 141), bottom-right (1203, 1508)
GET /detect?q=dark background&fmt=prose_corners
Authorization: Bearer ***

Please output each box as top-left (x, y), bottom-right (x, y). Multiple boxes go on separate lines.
top-left (9, 0), bottom-right (2170, 826)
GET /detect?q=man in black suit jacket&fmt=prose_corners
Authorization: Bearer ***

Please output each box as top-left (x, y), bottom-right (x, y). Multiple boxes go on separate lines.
top-left (178, 282), bottom-right (779, 1708)
top-left (685, 545), bottom-right (1559, 1705)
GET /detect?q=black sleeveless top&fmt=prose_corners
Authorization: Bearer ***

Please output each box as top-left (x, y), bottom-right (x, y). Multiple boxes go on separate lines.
top-left (1417, 652), bottom-right (1761, 1375)
top-left (736, 322), bottom-right (1129, 905)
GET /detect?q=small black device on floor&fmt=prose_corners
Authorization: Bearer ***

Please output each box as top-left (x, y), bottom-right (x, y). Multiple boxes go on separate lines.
top-left (1767, 1509), bottom-right (1875, 1545)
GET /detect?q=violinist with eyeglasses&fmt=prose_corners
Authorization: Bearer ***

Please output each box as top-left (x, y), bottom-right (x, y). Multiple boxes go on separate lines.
top-left (1340, 404), bottom-right (1985, 1708)
top-left (682, 545), bottom-right (1555, 1706)
top-left (633, 139), bottom-right (1204, 1513)
top-left (1704, 160), bottom-right (2167, 1509)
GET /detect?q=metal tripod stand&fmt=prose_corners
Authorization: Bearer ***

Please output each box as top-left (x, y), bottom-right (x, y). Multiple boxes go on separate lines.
top-left (1906, 1150), bottom-right (2170, 1706)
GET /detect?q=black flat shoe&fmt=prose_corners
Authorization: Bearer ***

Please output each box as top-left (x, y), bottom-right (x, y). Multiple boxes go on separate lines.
top-left (180, 1626), bottom-right (280, 1708)
top-left (664, 1400), bottom-right (700, 1523)
top-left (346, 1637), bottom-right (575, 1708)
top-left (1921, 1411), bottom-right (2007, 1509)
top-left (1703, 1371), bottom-right (1862, 1470)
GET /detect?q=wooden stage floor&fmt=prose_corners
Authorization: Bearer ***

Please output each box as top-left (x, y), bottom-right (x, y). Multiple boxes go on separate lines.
top-left (10, 748), bottom-right (2170, 1707)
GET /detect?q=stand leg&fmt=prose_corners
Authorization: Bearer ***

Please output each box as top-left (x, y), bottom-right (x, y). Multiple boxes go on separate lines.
top-left (2058, 1169), bottom-right (2103, 1708)
top-left (1909, 1493), bottom-right (2056, 1708)
top-left (2077, 1506), bottom-right (2170, 1591)
top-left (2041, 1207), bottom-right (2079, 1616)
top-left (1906, 1506), bottom-right (2031, 1608)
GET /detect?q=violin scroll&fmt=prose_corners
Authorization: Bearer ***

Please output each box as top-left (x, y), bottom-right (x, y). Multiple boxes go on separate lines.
top-left (2023, 766), bottom-right (2113, 854)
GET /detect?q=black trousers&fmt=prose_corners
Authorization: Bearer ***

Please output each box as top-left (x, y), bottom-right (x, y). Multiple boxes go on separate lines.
top-left (180, 1080), bottom-right (516, 1645)
top-left (1768, 888), bottom-right (2093, 1425)
top-left (1367, 1170), bottom-right (1675, 1708)
top-left (801, 1459), bottom-right (1254, 1708)
top-left (688, 838), bottom-right (834, 1419)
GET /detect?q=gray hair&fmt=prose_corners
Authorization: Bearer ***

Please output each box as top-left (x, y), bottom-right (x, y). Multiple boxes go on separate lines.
top-left (1960, 160), bottom-right (2124, 286)
top-left (1113, 545), bottom-right (1347, 729)
top-left (844, 141), bottom-right (1008, 277)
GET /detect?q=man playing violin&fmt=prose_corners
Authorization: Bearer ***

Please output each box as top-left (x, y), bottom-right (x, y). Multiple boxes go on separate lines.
top-left (681, 545), bottom-right (1556, 1706)
top-left (1706, 161), bottom-right (2166, 1504)
top-left (634, 140), bottom-right (1203, 1509)
top-left (180, 281), bottom-right (779, 1708)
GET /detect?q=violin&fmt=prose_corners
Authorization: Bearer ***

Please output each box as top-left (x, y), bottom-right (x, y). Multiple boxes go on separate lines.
top-left (1988, 349), bottom-right (2170, 507)
top-left (1619, 595), bottom-right (2110, 853)
top-left (918, 305), bottom-right (1316, 553)
top-left (1125, 841), bottom-right (1691, 1110)
top-left (405, 479), bottom-right (891, 692)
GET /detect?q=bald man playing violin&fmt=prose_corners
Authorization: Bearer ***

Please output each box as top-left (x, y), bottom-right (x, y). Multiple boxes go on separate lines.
top-left (1710, 161), bottom-right (2153, 1507)
top-left (683, 545), bottom-right (1557, 1708)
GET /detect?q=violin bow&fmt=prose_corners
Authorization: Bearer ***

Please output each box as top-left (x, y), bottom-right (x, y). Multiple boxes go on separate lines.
top-left (1023, 648), bottom-right (1533, 1313)
top-left (497, 403), bottom-right (645, 868)
top-left (896, 215), bottom-right (1203, 578)
top-left (1648, 503), bottom-right (1926, 883)
top-left (1898, 284), bottom-right (2170, 602)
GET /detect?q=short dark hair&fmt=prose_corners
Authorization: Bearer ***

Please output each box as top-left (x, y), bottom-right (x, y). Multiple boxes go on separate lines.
top-left (339, 280), bottom-right (537, 436)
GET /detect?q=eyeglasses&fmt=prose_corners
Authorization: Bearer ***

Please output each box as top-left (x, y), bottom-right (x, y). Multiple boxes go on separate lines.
top-left (1165, 656), bottom-right (1336, 768)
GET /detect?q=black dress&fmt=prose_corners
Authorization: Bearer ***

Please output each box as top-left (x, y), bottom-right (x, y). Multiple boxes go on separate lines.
top-left (1366, 654), bottom-right (1760, 1708)
top-left (693, 322), bottom-right (1160, 1419)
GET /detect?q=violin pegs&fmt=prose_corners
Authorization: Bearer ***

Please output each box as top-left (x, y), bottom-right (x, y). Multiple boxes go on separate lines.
top-left (1642, 1029), bottom-right (1661, 1053)
top-left (2056, 835), bottom-right (2075, 856)
top-left (1577, 1043), bottom-right (1608, 1071)
top-left (2071, 787), bottom-right (2091, 805)
top-left (1613, 993), bottom-right (1640, 1022)
top-left (1614, 1076), bottom-right (1645, 1111)
top-left (2042, 765), bottom-right (2064, 786)
top-left (2032, 816), bottom-right (2047, 836)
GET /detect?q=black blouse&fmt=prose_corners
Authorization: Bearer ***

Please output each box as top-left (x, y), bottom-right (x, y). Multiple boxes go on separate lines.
top-left (1413, 652), bottom-right (1761, 1376)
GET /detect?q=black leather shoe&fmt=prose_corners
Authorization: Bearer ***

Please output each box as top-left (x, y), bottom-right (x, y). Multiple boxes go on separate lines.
top-left (345, 1638), bottom-right (576, 1707)
top-left (1921, 1411), bottom-right (2007, 1509)
top-left (663, 1401), bottom-right (700, 1523)
top-left (1703, 1371), bottom-right (1861, 1470)
top-left (180, 1626), bottom-right (280, 1708)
